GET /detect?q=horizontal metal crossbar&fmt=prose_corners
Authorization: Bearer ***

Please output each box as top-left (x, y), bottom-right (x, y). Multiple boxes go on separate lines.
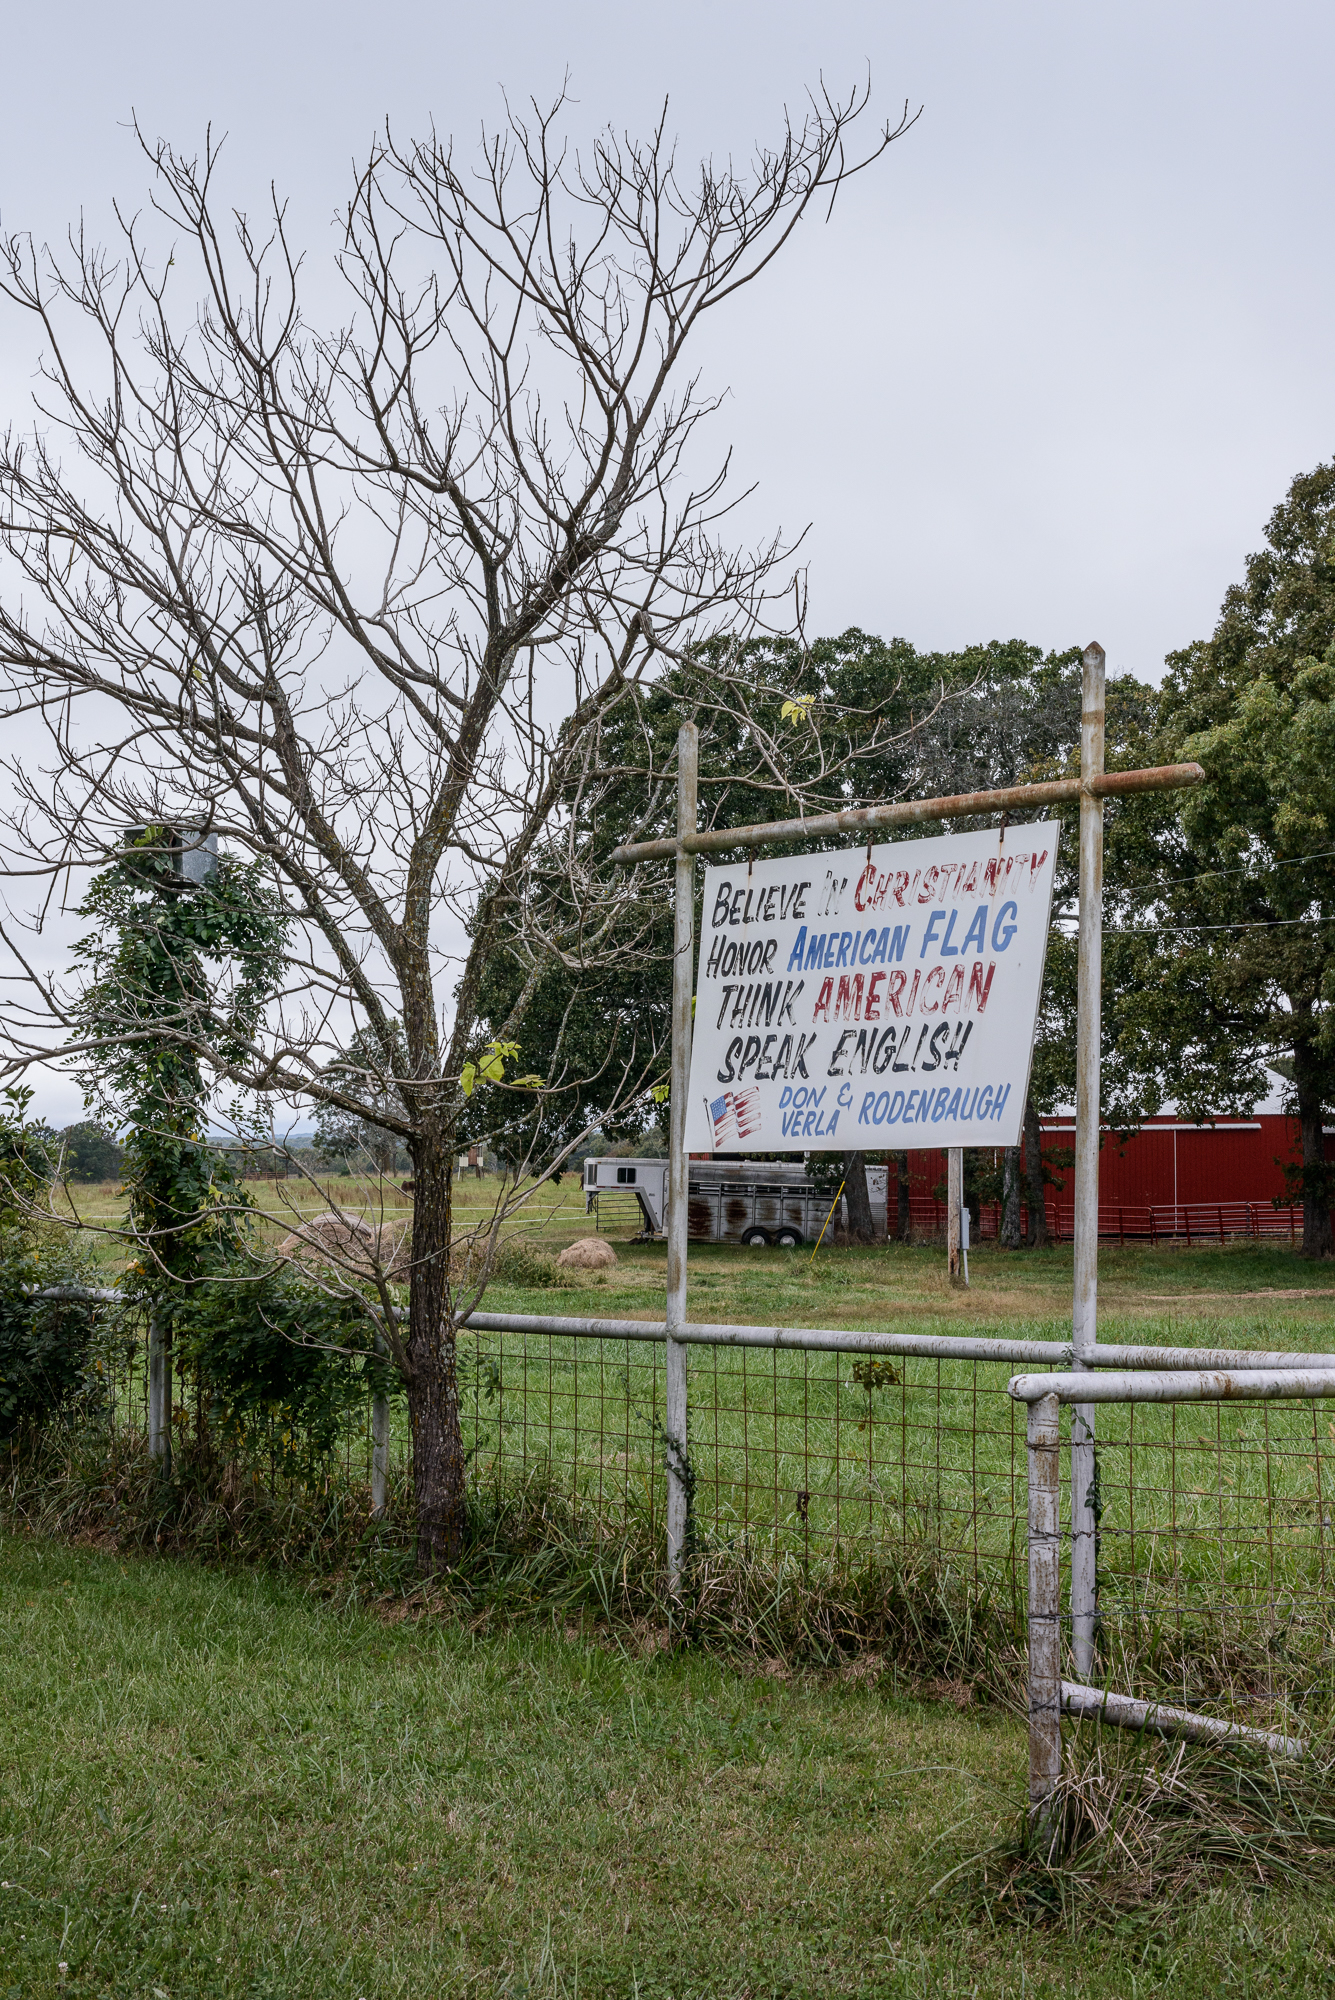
top-left (464, 1310), bottom-right (1335, 1375)
top-left (1061, 1682), bottom-right (1306, 1759)
top-left (1011, 1366), bottom-right (1335, 1404)
top-left (463, 1308), bottom-right (1072, 1362)
top-left (33, 1294), bottom-right (1335, 1386)
top-left (609, 763), bottom-right (1204, 864)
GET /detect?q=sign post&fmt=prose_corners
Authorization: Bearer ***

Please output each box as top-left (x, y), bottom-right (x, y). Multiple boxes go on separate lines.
top-left (1071, 641), bottom-right (1106, 1678)
top-left (665, 724), bottom-right (698, 1588)
top-left (948, 1148), bottom-right (965, 1287)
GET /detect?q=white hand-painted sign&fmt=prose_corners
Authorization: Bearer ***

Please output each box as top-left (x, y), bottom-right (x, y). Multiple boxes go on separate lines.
top-left (683, 822), bottom-right (1059, 1154)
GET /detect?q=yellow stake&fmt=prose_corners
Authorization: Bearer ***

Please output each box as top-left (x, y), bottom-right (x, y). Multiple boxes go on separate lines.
top-left (808, 1177), bottom-right (846, 1265)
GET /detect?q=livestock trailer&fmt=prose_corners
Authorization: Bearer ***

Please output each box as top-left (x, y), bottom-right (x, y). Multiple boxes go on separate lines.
top-left (582, 1156), bottom-right (888, 1246)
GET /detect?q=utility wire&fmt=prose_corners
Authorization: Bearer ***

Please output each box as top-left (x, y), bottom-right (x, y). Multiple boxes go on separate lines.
top-left (1053, 915), bottom-right (1331, 938)
top-left (1047, 845), bottom-right (1335, 935)
top-left (1125, 845), bottom-right (1335, 894)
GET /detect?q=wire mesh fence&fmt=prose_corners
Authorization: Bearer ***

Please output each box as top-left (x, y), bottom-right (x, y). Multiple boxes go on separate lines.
top-left (1076, 1396), bottom-right (1335, 1695)
top-left (458, 1329), bottom-right (1026, 1573)
top-left (59, 1306), bottom-right (1335, 1701)
top-left (457, 1327), bottom-right (1335, 1700)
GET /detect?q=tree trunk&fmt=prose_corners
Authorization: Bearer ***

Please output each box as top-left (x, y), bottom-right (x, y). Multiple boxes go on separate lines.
top-left (1000, 1145), bottom-right (1022, 1249)
top-left (842, 1150), bottom-right (877, 1242)
top-left (896, 1151), bottom-right (913, 1243)
top-left (1024, 1094), bottom-right (1050, 1247)
top-left (405, 1136), bottom-right (466, 1569)
top-left (1294, 1047), bottom-right (1333, 1259)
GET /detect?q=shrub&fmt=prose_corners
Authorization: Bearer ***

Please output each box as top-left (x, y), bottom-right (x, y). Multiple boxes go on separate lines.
top-left (172, 1264), bottom-right (398, 1461)
top-left (0, 1227), bottom-right (120, 1436)
top-left (457, 1235), bottom-right (573, 1290)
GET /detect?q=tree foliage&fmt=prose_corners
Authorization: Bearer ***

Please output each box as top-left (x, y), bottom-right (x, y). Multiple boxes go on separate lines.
top-left (1088, 460), bottom-right (1335, 1257)
top-left (313, 1025), bottom-right (411, 1178)
top-left (56, 1121), bottom-right (124, 1184)
top-left (0, 1086), bottom-right (112, 1436)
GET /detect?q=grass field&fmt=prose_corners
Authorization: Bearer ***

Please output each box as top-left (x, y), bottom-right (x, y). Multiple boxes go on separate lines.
top-left (54, 1166), bottom-right (1335, 1333)
top-left (6, 1530), bottom-right (1335, 1999)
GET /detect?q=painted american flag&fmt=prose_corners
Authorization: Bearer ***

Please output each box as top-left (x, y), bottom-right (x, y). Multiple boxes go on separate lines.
top-left (705, 1087), bottom-right (762, 1149)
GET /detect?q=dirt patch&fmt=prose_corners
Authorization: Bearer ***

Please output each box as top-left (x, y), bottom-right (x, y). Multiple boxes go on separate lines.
top-left (1140, 1287), bottom-right (1334, 1301)
top-left (922, 1675), bottom-right (976, 1709)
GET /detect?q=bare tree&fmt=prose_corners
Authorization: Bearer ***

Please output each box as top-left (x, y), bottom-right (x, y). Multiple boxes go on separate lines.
top-left (0, 86), bottom-right (913, 1569)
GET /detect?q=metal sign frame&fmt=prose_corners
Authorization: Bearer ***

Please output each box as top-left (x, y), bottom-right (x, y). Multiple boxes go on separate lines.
top-left (611, 642), bottom-right (1204, 1592)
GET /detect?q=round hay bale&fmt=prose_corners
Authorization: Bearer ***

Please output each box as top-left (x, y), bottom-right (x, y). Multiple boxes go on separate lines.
top-left (276, 1209), bottom-right (411, 1281)
top-left (555, 1236), bottom-right (619, 1271)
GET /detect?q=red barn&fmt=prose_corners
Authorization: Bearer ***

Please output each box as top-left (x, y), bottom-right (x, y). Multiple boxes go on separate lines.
top-left (900, 1114), bottom-right (1334, 1243)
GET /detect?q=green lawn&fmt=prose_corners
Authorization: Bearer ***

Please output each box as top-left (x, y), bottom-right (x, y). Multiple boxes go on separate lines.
top-left (5, 1532), bottom-right (1335, 1999)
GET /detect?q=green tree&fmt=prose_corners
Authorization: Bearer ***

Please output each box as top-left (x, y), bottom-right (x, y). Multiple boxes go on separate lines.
top-left (1143, 670), bottom-right (1335, 1255)
top-left (1128, 462), bottom-right (1335, 1258)
top-left (474, 631), bottom-right (1169, 1248)
top-left (467, 630), bottom-right (968, 1175)
top-left (1166, 459), bottom-right (1335, 716)
top-left (313, 1026), bottom-right (411, 1178)
top-left (56, 1120), bottom-right (124, 1184)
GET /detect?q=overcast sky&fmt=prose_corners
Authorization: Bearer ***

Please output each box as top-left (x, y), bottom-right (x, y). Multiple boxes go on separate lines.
top-left (2, 0), bottom-right (1329, 1123)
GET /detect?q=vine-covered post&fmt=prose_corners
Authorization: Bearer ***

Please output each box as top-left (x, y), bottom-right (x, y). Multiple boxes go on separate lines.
top-left (1071, 639), bottom-right (1106, 1679)
top-left (147, 1307), bottom-right (172, 1468)
top-left (665, 723), bottom-right (699, 1588)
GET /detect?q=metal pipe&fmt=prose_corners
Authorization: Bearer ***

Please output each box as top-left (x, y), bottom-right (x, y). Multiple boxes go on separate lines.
top-left (1071, 638), bottom-right (1106, 1681)
top-left (947, 1147), bottom-right (964, 1287)
top-left (1011, 1367), bottom-right (1335, 1405)
top-left (1094, 1342), bottom-right (1335, 1372)
top-left (1028, 1394), bottom-right (1063, 1830)
top-left (609, 764), bottom-right (1204, 864)
top-left (665, 722), bottom-right (698, 1587)
top-left (51, 1286), bottom-right (1326, 1380)
top-left (463, 1308), bottom-right (1078, 1363)
top-left (1061, 1681), bottom-right (1305, 1759)
top-left (25, 1284), bottom-right (121, 1302)
top-left (461, 1310), bottom-right (1335, 1373)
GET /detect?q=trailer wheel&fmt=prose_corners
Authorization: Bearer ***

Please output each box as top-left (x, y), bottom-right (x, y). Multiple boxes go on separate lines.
top-left (741, 1227), bottom-right (770, 1248)
top-left (775, 1228), bottom-right (801, 1249)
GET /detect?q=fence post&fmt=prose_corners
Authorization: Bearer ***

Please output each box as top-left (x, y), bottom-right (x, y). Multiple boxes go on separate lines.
top-left (665, 722), bottom-right (699, 1588)
top-left (147, 1308), bottom-right (172, 1471)
top-left (947, 1147), bottom-right (964, 1285)
top-left (1071, 638), bottom-right (1105, 1681)
top-left (371, 1391), bottom-right (389, 1516)
top-left (1028, 1390), bottom-right (1062, 1832)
